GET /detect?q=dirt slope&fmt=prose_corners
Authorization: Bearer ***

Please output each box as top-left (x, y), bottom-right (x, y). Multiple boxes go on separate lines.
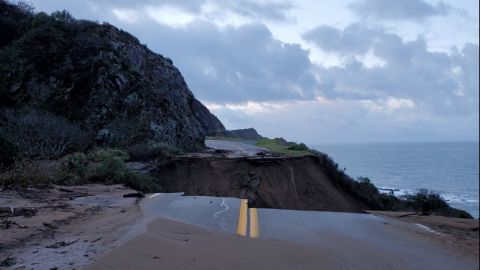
top-left (152, 155), bottom-right (369, 212)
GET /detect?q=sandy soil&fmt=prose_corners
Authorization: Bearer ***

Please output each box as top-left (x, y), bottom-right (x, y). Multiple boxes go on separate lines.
top-left (89, 217), bottom-right (345, 270)
top-left (89, 214), bottom-right (480, 270)
top-left (368, 211), bottom-right (479, 262)
top-left (0, 184), bottom-right (143, 269)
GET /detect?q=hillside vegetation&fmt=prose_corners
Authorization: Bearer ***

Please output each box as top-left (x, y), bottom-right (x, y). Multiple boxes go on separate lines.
top-left (256, 138), bottom-right (313, 156)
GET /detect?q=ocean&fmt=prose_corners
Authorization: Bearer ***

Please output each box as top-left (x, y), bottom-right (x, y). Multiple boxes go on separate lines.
top-left (313, 142), bottom-right (479, 218)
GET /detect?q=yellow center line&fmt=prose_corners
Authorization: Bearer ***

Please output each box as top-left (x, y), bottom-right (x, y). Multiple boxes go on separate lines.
top-left (236, 199), bottom-right (248, 236)
top-left (249, 208), bottom-right (259, 239)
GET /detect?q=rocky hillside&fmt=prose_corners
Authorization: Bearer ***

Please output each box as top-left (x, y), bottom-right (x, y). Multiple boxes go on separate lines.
top-left (0, 1), bottom-right (225, 155)
top-left (191, 99), bottom-right (226, 136)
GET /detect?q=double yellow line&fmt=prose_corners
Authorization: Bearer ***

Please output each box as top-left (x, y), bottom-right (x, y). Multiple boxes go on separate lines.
top-left (250, 208), bottom-right (259, 238)
top-left (236, 199), bottom-right (259, 238)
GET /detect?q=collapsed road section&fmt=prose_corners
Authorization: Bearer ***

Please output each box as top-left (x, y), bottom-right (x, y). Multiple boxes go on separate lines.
top-left (150, 154), bottom-right (372, 212)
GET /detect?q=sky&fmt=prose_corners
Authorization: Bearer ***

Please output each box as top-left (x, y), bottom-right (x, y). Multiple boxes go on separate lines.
top-left (17, 0), bottom-right (479, 144)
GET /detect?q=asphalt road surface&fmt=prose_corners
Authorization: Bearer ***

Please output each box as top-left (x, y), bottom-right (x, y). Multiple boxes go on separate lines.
top-left (142, 193), bottom-right (476, 270)
top-left (142, 193), bottom-right (241, 234)
top-left (205, 139), bottom-right (267, 156)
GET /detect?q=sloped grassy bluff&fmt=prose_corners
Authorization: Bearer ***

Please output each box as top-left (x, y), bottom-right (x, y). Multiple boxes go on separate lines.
top-left (0, 0), bottom-right (225, 160)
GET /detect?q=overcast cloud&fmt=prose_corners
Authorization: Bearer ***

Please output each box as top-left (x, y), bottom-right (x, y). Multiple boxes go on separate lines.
top-left (132, 21), bottom-right (317, 102)
top-left (348, 0), bottom-right (451, 21)
top-left (304, 23), bottom-right (479, 115)
top-left (14, 0), bottom-right (479, 143)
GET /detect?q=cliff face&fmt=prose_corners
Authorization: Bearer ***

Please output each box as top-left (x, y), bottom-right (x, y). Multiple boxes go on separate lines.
top-left (191, 99), bottom-right (226, 136)
top-left (0, 1), bottom-right (225, 151)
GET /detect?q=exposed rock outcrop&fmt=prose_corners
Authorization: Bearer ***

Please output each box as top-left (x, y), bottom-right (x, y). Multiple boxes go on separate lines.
top-left (0, 1), bottom-right (225, 151)
top-left (192, 99), bottom-right (226, 136)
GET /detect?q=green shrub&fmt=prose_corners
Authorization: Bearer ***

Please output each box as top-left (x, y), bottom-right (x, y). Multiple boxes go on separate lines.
top-left (396, 189), bottom-right (472, 218)
top-left (117, 171), bottom-right (161, 192)
top-left (287, 143), bottom-right (309, 151)
top-left (88, 148), bottom-right (130, 162)
top-left (56, 148), bottom-right (161, 192)
top-left (58, 152), bottom-right (88, 184)
top-left (126, 141), bottom-right (182, 161)
top-left (378, 193), bottom-right (402, 210)
top-left (86, 151), bottom-right (127, 184)
top-left (0, 108), bottom-right (88, 158)
top-left (0, 159), bottom-right (46, 188)
top-left (403, 189), bottom-right (449, 214)
top-left (256, 138), bottom-right (313, 156)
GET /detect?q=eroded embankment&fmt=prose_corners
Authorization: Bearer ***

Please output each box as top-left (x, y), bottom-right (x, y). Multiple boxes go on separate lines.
top-left (151, 155), bottom-right (369, 212)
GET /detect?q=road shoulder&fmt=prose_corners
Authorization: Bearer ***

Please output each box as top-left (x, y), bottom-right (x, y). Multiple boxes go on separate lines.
top-left (367, 211), bottom-right (479, 263)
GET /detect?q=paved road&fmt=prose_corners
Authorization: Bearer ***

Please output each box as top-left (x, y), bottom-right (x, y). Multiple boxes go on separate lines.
top-left (142, 193), bottom-right (241, 234)
top-left (142, 193), bottom-right (476, 270)
top-left (205, 139), bottom-right (267, 156)
top-left (257, 209), bottom-right (474, 270)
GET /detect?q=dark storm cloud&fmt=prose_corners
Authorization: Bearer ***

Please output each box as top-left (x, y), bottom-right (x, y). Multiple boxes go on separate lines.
top-left (348, 0), bottom-right (450, 21)
top-left (129, 21), bottom-right (317, 102)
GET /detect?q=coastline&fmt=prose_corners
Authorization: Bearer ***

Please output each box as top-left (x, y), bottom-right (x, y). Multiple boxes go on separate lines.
top-left (313, 141), bottom-right (479, 218)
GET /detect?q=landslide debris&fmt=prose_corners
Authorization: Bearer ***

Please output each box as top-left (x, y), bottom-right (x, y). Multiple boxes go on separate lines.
top-left (150, 152), bottom-right (473, 218)
top-left (151, 155), bottom-right (374, 212)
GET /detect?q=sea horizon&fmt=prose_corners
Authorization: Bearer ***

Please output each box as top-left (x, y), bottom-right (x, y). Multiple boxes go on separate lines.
top-left (310, 140), bottom-right (479, 146)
